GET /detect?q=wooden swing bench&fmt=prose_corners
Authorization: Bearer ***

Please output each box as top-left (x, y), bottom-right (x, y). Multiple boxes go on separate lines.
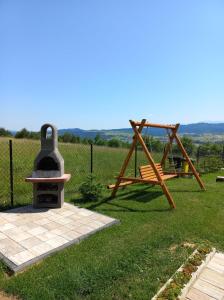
top-left (108, 119), bottom-right (206, 209)
top-left (108, 163), bottom-right (177, 189)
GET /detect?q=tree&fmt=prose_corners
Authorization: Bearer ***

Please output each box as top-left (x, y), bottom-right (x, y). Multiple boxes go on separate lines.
top-left (29, 131), bottom-right (40, 139)
top-left (0, 128), bottom-right (12, 137)
top-left (143, 135), bottom-right (163, 152)
top-left (180, 136), bottom-right (195, 155)
top-left (210, 144), bottom-right (222, 155)
top-left (15, 128), bottom-right (29, 139)
top-left (172, 136), bottom-right (195, 156)
top-left (108, 138), bottom-right (120, 148)
top-left (61, 133), bottom-right (73, 143)
top-left (94, 134), bottom-right (105, 146)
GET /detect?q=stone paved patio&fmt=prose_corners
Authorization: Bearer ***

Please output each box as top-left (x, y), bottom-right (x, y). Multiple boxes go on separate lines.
top-left (183, 252), bottom-right (224, 300)
top-left (0, 203), bottom-right (119, 272)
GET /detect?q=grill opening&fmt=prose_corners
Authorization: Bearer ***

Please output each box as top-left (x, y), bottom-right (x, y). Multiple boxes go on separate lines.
top-left (46, 126), bottom-right (53, 139)
top-left (37, 183), bottom-right (58, 191)
top-left (37, 194), bottom-right (58, 204)
top-left (37, 156), bottom-right (59, 171)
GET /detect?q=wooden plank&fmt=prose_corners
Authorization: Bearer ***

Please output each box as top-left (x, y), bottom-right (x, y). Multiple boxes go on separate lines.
top-left (132, 122), bottom-right (176, 129)
top-left (139, 164), bottom-right (164, 179)
top-left (162, 174), bottom-right (177, 180)
top-left (140, 163), bottom-right (162, 169)
top-left (140, 169), bottom-right (163, 174)
top-left (141, 174), bottom-right (177, 181)
top-left (161, 182), bottom-right (176, 208)
top-left (110, 119), bottom-right (146, 197)
top-left (140, 169), bottom-right (160, 176)
top-left (130, 121), bottom-right (176, 208)
top-left (174, 133), bottom-right (206, 190)
top-left (107, 181), bottom-right (134, 189)
top-left (141, 175), bottom-right (157, 180)
top-left (140, 171), bottom-right (162, 177)
top-left (127, 129), bottom-right (163, 181)
top-left (163, 171), bottom-right (196, 176)
top-left (139, 164), bottom-right (162, 170)
top-left (119, 176), bottom-right (161, 185)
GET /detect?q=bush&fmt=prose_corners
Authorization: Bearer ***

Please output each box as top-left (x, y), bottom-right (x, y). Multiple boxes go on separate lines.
top-left (108, 138), bottom-right (120, 148)
top-left (79, 174), bottom-right (103, 201)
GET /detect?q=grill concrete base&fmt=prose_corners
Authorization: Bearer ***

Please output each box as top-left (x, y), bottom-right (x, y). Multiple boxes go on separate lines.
top-left (0, 203), bottom-right (119, 272)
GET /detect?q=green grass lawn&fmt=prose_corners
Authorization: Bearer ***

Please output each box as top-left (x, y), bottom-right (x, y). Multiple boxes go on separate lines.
top-left (0, 137), bottom-right (162, 208)
top-left (0, 172), bottom-right (224, 299)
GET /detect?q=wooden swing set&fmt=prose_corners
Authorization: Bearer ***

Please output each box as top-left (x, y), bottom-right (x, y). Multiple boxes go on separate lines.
top-left (108, 119), bottom-right (206, 208)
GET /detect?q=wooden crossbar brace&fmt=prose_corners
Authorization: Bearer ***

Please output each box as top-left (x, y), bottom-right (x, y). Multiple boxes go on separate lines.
top-left (132, 122), bottom-right (176, 129)
top-left (110, 118), bottom-right (206, 209)
top-left (111, 119), bottom-right (146, 197)
top-left (160, 125), bottom-right (206, 191)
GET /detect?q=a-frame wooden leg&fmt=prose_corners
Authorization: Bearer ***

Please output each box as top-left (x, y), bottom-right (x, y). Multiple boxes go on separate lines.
top-left (160, 182), bottom-right (176, 209)
top-left (174, 134), bottom-right (206, 190)
top-left (111, 119), bottom-right (146, 198)
top-left (130, 121), bottom-right (176, 209)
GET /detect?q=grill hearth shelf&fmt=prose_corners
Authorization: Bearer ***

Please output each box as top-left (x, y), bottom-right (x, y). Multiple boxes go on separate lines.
top-left (25, 123), bottom-right (71, 208)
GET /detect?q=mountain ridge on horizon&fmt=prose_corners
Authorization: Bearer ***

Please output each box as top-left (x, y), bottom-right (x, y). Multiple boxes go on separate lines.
top-left (58, 122), bottom-right (224, 142)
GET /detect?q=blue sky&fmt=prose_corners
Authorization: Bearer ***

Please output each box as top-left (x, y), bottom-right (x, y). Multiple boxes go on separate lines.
top-left (0, 0), bottom-right (224, 130)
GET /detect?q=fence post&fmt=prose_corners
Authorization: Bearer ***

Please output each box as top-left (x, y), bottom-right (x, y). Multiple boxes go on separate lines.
top-left (196, 147), bottom-right (200, 166)
top-left (9, 139), bottom-right (14, 207)
top-left (134, 145), bottom-right (138, 177)
top-left (90, 143), bottom-right (93, 174)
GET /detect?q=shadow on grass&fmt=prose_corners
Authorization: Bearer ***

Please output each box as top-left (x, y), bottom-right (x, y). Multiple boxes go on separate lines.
top-left (97, 201), bottom-right (172, 213)
top-left (168, 189), bottom-right (203, 193)
top-left (118, 190), bottom-right (163, 203)
top-left (72, 186), bottom-right (172, 213)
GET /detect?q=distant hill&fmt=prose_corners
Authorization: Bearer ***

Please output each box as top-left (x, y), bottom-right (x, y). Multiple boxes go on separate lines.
top-left (58, 123), bottom-right (224, 142)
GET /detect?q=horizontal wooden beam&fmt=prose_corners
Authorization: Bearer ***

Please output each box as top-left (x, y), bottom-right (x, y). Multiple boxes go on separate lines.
top-left (119, 176), bottom-right (161, 185)
top-left (107, 181), bottom-right (134, 189)
top-left (131, 121), bottom-right (177, 130)
top-left (164, 171), bottom-right (199, 176)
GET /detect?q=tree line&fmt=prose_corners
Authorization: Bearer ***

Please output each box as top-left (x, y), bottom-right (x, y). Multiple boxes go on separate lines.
top-left (0, 128), bottom-right (129, 148)
top-left (1, 127), bottom-right (224, 156)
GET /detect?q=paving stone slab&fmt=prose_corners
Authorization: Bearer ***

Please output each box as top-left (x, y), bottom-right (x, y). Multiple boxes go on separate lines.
top-left (184, 251), bottom-right (224, 300)
top-left (186, 287), bottom-right (216, 300)
top-left (0, 203), bottom-right (119, 272)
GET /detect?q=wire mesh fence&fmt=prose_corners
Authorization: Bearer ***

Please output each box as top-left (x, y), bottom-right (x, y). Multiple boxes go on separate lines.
top-left (1, 137), bottom-right (224, 210)
top-left (0, 138), bottom-right (139, 209)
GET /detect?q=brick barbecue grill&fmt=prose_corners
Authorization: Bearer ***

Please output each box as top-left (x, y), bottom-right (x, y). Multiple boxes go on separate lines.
top-left (26, 124), bottom-right (71, 208)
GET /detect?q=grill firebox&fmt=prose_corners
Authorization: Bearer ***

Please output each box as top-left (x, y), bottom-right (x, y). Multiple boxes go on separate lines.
top-left (26, 124), bottom-right (71, 208)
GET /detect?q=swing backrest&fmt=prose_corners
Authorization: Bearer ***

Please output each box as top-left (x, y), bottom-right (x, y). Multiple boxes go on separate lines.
top-left (139, 163), bottom-right (164, 181)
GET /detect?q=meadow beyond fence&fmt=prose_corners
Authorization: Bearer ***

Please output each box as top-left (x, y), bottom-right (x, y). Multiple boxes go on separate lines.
top-left (1, 137), bottom-right (224, 210)
top-left (0, 138), bottom-right (154, 209)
